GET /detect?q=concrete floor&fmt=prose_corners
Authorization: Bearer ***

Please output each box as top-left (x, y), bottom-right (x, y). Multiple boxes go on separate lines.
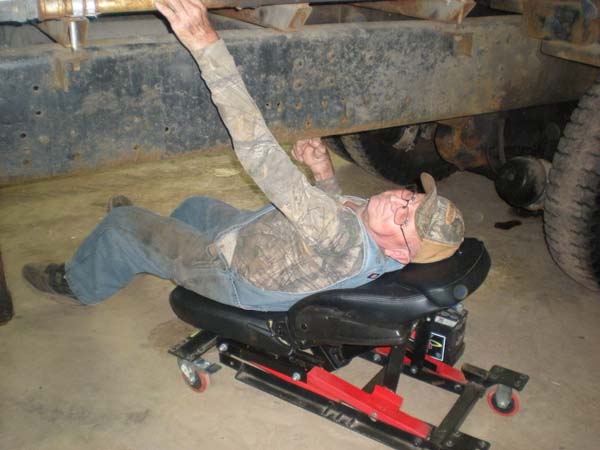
top-left (1, 150), bottom-right (599, 450)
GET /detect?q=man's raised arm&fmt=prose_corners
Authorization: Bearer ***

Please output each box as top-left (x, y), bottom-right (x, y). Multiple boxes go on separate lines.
top-left (292, 138), bottom-right (343, 199)
top-left (156, 0), bottom-right (346, 247)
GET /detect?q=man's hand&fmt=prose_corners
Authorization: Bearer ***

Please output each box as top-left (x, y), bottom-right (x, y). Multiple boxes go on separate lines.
top-left (155, 0), bottom-right (219, 52)
top-left (292, 138), bottom-right (334, 181)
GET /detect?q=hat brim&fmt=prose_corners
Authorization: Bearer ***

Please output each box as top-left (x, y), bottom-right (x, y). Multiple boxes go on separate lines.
top-left (410, 239), bottom-right (460, 264)
top-left (414, 172), bottom-right (438, 240)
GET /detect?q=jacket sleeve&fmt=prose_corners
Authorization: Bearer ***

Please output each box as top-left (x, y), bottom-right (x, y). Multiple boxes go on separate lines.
top-left (191, 40), bottom-right (348, 248)
top-left (315, 176), bottom-right (344, 200)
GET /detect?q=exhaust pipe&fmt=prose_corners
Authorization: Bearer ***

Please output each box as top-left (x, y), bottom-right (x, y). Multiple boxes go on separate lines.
top-left (0, 0), bottom-right (159, 22)
top-left (38, 0), bottom-right (158, 20)
top-left (1, 0), bottom-right (321, 22)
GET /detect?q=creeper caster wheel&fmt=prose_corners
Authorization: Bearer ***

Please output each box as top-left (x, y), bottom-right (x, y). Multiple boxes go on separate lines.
top-left (178, 358), bottom-right (211, 393)
top-left (487, 385), bottom-right (520, 416)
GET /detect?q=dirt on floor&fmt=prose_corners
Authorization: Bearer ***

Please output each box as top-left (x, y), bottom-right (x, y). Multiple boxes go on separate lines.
top-left (0, 150), bottom-right (599, 450)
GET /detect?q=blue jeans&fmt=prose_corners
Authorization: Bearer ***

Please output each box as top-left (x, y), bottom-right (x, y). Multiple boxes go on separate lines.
top-left (65, 196), bottom-right (403, 310)
top-left (65, 197), bottom-right (244, 305)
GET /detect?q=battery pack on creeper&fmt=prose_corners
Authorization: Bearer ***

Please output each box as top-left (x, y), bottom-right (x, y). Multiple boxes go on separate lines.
top-left (412, 307), bottom-right (468, 366)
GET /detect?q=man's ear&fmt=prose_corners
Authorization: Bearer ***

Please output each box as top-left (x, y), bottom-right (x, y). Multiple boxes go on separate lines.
top-left (384, 247), bottom-right (411, 264)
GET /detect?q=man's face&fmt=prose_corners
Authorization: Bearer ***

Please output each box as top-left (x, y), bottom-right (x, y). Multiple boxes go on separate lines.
top-left (360, 189), bottom-right (425, 263)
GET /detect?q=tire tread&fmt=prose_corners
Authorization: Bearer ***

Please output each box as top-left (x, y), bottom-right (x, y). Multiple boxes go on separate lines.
top-left (544, 76), bottom-right (600, 290)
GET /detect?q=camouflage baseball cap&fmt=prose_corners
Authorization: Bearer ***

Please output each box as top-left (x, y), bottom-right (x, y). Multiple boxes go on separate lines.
top-left (411, 173), bottom-right (465, 263)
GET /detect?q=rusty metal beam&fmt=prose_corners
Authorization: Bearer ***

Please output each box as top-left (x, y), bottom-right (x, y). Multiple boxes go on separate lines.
top-left (1, 16), bottom-right (598, 183)
top-left (523, 0), bottom-right (600, 45)
top-left (542, 40), bottom-right (600, 66)
top-left (213, 3), bottom-right (312, 31)
top-left (354, 0), bottom-right (476, 24)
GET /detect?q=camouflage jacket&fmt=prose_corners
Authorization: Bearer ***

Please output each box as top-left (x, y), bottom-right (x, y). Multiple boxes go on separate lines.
top-left (192, 40), bottom-right (364, 292)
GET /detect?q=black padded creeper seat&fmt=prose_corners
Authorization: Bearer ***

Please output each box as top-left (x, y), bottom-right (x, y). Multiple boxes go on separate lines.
top-left (168, 238), bottom-right (530, 450)
top-left (170, 238), bottom-right (490, 352)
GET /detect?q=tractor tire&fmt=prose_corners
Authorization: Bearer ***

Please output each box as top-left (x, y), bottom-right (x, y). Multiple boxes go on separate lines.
top-left (325, 127), bottom-right (456, 185)
top-left (544, 76), bottom-right (600, 291)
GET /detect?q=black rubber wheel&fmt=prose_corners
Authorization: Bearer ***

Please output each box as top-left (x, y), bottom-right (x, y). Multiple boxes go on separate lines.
top-left (486, 387), bottom-right (520, 417)
top-left (544, 76), bottom-right (600, 291)
top-left (178, 359), bottom-right (210, 393)
top-left (325, 126), bottom-right (457, 185)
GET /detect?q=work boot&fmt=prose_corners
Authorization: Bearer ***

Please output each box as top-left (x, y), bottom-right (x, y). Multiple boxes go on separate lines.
top-left (106, 194), bottom-right (133, 213)
top-left (22, 263), bottom-right (81, 306)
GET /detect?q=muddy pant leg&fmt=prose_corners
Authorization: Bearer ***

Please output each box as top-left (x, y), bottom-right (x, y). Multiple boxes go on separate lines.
top-left (170, 196), bottom-right (243, 239)
top-left (65, 206), bottom-right (222, 305)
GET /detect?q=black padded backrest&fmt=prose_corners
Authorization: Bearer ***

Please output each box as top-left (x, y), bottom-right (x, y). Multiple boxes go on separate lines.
top-left (287, 284), bottom-right (432, 346)
top-left (170, 239), bottom-right (490, 349)
top-left (391, 238), bottom-right (490, 307)
top-left (286, 238), bottom-right (490, 346)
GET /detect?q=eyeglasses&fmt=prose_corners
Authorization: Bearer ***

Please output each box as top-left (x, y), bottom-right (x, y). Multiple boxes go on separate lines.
top-left (393, 186), bottom-right (417, 258)
top-left (393, 187), bottom-right (417, 227)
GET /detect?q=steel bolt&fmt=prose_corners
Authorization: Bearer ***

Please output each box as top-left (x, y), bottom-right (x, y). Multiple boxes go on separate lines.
top-left (454, 383), bottom-right (462, 392)
top-left (68, 21), bottom-right (77, 51)
top-left (409, 365), bottom-right (419, 375)
top-left (218, 343), bottom-right (228, 352)
top-left (369, 412), bottom-right (378, 422)
top-left (372, 353), bottom-right (382, 362)
top-left (445, 440), bottom-right (454, 448)
top-left (292, 372), bottom-right (302, 381)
